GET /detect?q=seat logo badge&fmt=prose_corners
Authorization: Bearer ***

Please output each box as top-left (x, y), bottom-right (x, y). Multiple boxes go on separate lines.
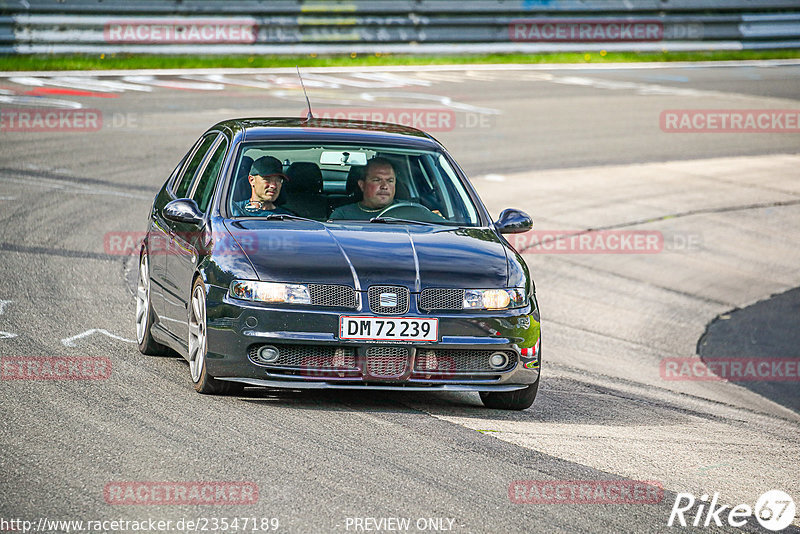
top-left (379, 293), bottom-right (398, 307)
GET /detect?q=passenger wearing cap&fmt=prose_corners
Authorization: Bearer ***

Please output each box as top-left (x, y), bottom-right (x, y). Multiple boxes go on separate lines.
top-left (233, 156), bottom-right (294, 217)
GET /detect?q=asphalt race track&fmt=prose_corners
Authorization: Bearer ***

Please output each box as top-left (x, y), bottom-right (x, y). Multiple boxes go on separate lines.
top-left (1, 62), bottom-right (799, 533)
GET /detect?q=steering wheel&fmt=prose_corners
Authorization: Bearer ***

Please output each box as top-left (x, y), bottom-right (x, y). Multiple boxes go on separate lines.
top-left (377, 202), bottom-right (442, 222)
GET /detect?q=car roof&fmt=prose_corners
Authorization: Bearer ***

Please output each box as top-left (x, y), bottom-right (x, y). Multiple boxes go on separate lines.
top-left (212, 117), bottom-right (442, 149)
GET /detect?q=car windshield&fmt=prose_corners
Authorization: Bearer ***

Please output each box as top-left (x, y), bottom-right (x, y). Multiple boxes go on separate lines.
top-left (227, 143), bottom-right (481, 226)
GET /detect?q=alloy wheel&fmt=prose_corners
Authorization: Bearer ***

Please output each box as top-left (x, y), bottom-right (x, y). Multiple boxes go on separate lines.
top-left (188, 285), bottom-right (207, 383)
top-left (135, 254), bottom-right (150, 345)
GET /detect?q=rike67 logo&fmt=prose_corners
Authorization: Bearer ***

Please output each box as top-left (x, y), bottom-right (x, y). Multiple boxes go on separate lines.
top-left (668, 490), bottom-right (796, 531)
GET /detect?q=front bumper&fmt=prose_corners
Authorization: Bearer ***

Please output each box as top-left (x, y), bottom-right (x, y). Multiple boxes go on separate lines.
top-left (204, 285), bottom-right (541, 391)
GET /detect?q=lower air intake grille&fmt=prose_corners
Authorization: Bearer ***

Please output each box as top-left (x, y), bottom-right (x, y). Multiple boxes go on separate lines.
top-left (248, 344), bottom-right (357, 369)
top-left (365, 346), bottom-right (409, 378)
top-left (415, 349), bottom-right (516, 373)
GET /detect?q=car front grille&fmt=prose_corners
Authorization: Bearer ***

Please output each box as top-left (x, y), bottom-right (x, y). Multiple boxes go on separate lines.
top-left (308, 284), bottom-right (358, 308)
top-left (248, 344), bottom-right (357, 369)
top-left (248, 344), bottom-right (515, 380)
top-left (415, 349), bottom-right (516, 373)
top-left (365, 346), bottom-right (409, 378)
top-left (367, 285), bottom-right (409, 314)
top-left (419, 288), bottom-right (464, 311)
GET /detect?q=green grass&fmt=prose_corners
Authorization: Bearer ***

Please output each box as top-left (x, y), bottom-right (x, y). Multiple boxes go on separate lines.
top-left (1, 49), bottom-right (799, 71)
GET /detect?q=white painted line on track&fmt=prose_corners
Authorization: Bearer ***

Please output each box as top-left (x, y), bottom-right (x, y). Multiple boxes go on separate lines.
top-left (517, 71), bottom-right (799, 101)
top-left (53, 76), bottom-right (154, 92)
top-left (121, 75), bottom-right (225, 91)
top-left (179, 74), bottom-right (279, 90)
top-left (359, 91), bottom-right (501, 114)
top-left (350, 72), bottom-right (432, 87)
top-left (1, 60), bottom-right (798, 78)
top-left (302, 73), bottom-right (412, 88)
top-left (9, 75), bottom-right (120, 93)
top-left (413, 71), bottom-right (467, 83)
top-left (0, 297), bottom-right (15, 340)
top-left (0, 94), bottom-right (83, 109)
top-left (61, 329), bottom-right (135, 347)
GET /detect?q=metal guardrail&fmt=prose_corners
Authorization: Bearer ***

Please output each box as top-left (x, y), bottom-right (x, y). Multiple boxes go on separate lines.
top-left (1, 0), bottom-right (799, 54)
top-left (5, 1), bottom-right (800, 14)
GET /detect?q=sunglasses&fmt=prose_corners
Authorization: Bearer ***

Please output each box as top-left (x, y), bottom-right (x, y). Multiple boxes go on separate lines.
top-left (251, 173), bottom-right (287, 183)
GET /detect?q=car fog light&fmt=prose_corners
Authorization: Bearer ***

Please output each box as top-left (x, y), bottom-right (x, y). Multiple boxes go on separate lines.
top-left (489, 352), bottom-right (509, 369)
top-left (257, 345), bottom-right (280, 364)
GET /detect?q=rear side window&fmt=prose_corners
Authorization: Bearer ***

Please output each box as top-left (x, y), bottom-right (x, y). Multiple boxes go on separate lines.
top-left (192, 138), bottom-right (228, 212)
top-left (174, 134), bottom-right (216, 198)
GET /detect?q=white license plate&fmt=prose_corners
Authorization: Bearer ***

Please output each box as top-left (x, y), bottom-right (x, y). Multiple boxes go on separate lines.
top-left (339, 316), bottom-right (438, 341)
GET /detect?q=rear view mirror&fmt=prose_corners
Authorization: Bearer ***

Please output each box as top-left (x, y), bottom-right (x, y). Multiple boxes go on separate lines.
top-left (320, 151), bottom-right (367, 166)
top-left (495, 208), bottom-right (533, 234)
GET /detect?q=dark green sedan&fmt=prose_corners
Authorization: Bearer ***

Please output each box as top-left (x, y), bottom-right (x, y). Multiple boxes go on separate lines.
top-left (136, 118), bottom-right (541, 410)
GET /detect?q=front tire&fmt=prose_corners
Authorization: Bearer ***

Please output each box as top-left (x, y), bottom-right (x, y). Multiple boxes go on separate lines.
top-left (188, 278), bottom-right (241, 395)
top-left (136, 251), bottom-right (170, 356)
top-left (480, 378), bottom-right (539, 410)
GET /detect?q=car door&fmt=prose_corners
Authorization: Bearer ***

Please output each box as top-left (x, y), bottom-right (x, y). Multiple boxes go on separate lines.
top-left (148, 149), bottom-right (194, 322)
top-left (160, 132), bottom-right (218, 343)
top-left (165, 132), bottom-right (228, 347)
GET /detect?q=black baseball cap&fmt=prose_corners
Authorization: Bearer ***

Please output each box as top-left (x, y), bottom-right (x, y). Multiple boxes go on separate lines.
top-left (249, 156), bottom-right (288, 180)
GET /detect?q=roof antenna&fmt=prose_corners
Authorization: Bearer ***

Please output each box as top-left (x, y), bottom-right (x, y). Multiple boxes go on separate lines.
top-left (297, 66), bottom-right (314, 122)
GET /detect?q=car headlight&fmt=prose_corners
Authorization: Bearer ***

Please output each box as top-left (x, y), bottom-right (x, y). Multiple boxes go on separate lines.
top-left (463, 288), bottom-right (527, 310)
top-left (229, 280), bottom-right (311, 305)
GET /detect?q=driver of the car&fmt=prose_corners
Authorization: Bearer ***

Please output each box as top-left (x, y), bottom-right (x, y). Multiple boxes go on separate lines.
top-left (233, 155), bottom-right (294, 217)
top-left (329, 157), bottom-right (398, 220)
top-left (330, 156), bottom-right (444, 221)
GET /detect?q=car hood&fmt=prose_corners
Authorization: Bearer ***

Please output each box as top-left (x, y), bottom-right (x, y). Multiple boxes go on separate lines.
top-left (223, 220), bottom-right (510, 290)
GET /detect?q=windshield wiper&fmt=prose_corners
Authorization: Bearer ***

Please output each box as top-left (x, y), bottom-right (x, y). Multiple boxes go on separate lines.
top-left (263, 213), bottom-right (316, 222)
top-left (368, 216), bottom-right (435, 226)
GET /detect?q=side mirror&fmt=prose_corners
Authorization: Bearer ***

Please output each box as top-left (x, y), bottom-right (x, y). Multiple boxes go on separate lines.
top-left (164, 198), bottom-right (203, 225)
top-left (494, 208), bottom-right (532, 234)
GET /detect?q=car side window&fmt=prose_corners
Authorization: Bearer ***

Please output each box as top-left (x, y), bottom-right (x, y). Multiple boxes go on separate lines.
top-left (174, 133), bottom-right (217, 198)
top-left (191, 137), bottom-right (228, 212)
top-left (168, 138), bottom-right (202, 191)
